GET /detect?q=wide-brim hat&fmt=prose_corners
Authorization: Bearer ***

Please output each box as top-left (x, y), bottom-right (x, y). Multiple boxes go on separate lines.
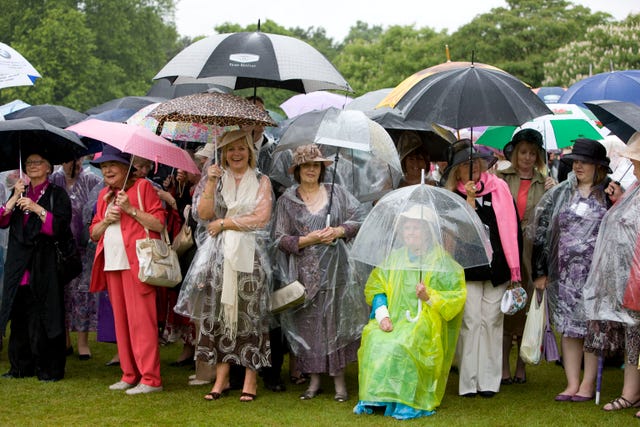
top-left (399, 204), bottom-right (436, 222)
top-left (621, 131), bottom-right (640, 162)
top-left (195, 142), bottom-right (215, 159)
top-left (217, 128), bottom-right (253, 150)
top-left (442, 139), bottom-right (497, 180)
top-left (287, 143), bottom-right (333, 174)
top-left (90, 143), bottom-right (131, 166)
top-left (397, 131), bottom-right (428, 162)
top-left (561, 138), bottom-right (611, 173)
top-left (503, 128), bottom-right (544, 162)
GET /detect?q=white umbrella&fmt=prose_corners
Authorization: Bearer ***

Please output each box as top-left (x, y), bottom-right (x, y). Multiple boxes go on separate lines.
top-left (0, 42), bottom-right (41, 89)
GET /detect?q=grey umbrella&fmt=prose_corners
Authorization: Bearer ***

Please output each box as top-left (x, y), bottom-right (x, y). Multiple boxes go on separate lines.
top-left (5, 104), bottom-right (87, 128)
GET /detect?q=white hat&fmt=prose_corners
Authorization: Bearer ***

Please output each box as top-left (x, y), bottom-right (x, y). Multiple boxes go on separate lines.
top-left (195, 143), bottom-right (215, 159)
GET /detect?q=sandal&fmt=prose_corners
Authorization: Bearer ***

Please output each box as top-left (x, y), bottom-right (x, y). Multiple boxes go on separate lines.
top-left (240, 392), bottom-right (257, 402)
top-left (513, 376), bottom-right (526, 384)
top-left (603, 396), bottom-right (640, 411)
top-left (204, 388), bottom-right (230, 401)
top-left (501, 377), bottom-right (513, 385)
top-left (300, 388), bottom-right (323, 400)
top-left (334, 392), bottom-right (349, 402)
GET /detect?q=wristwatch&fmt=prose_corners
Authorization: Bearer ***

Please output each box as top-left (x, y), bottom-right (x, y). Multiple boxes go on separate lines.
top-left (131, 209), bottom-right (137, 218)
top-left (40, 209), bottom-right (46, 218)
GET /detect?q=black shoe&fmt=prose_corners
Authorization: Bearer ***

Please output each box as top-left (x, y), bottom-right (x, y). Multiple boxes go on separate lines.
top-left (65, 346), bottom-right (74, 357)
top-left (461, 392), bottom-right (477, 398)
top-left (264, 380), bottom-right (286, 392)
top-left (105, 360), bottom-right (120, 367)
top-left (1, 372), bottom-right (16, 379)
top-left (169, 359), bottom-right (195, 368)
top-left (78, 354), bottom-right (92, 361)
top-left (479, 391), bottom-right (496, 398)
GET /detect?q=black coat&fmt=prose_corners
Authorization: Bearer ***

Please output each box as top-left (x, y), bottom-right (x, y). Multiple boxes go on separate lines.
top-left (0, 183), bottom-right (73, 339)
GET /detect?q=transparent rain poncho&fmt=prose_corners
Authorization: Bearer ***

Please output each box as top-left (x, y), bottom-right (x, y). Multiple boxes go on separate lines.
top-left (174, 162), bottom-right (274, 369)
top-left (529, 173), bottom-right (611, 336)
top-left (272, 183), bottom-right (369, 374)
top-left (583, 182), bottom-right (640, 325)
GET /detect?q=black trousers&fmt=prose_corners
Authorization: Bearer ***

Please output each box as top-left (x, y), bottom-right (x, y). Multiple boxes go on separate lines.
top-left (8, 285), bottom-right (66, 381)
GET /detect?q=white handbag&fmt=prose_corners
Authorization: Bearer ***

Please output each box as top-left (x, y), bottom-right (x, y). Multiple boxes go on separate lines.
top-left (520, 289), bottom-right (546, 365)
top-left (135, 186), bottom-right (182, 287)
top-left (270, 280), bottom-right (306, 314)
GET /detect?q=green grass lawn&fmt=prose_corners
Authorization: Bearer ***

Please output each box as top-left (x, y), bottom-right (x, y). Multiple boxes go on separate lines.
top-left (0, 334), bottom-right (632, 426)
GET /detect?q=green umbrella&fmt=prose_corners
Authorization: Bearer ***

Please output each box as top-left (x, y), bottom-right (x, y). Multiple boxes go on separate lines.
top-left (476, 116), bottom-right (603, 151)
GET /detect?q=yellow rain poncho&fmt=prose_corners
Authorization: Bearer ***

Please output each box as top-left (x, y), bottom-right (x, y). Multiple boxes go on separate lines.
top-left (356, 245), bottom-right (466, 418)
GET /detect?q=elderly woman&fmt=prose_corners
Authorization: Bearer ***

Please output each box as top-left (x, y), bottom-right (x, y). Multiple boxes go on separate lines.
top-left (274, 144), bottom-right (366, 402)
top-left (443, 139), bottom-right (522, 398)
top-left (0, 152), bottom-right (73, 381)
top-left (497, 129), bottom-right (555, 385)
top-left (532, 138), bottom-right (619, 402)
top-left (354, 206), bottom-right (466, 419)
top-left (581, 132), bottom-right (640, 416)
top-left (89, 145), bottom-right (166, 395)
top-left (397, 131), bottom-right (434, 187)
top-left (175, 129), bottom-right (273, 402)
top-left (50, 157), bottom-right (102, 360)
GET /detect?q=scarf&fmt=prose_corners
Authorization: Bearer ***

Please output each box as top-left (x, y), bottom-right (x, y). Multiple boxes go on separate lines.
top-left (219, 169), bottom-right (260, 339)
top-left (458, 172), bottom-right (521, 282)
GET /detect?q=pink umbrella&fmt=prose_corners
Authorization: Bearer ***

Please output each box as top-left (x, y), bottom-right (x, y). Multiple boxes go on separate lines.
top-left (67, 119), bottom-right (200, 174)
top-left (280, 91), bottom-right (353, 118)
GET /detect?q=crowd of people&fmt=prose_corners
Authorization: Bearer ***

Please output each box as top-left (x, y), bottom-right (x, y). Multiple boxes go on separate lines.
top-left (1, 98), bottom-right (639, 420)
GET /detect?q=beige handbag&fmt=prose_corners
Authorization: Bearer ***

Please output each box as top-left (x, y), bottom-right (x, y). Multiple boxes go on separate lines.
top-left (270, 280), bottom-right (306, 314)
top-left (135, 186), bottom-right (182, 287)
top-left (171, 205), bottom-right (194, 256)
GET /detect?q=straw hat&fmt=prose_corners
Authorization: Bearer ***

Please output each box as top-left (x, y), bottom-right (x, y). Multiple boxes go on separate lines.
top-left (621, 131), bottom-right (640, 162)
top-left (397, 131), bottom-right (427, 162)
top-left (287, 144), bottom-right (333, 173)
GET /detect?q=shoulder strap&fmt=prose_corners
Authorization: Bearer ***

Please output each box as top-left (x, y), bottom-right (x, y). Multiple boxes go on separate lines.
top-left (137, 181), bottom-right (170, 244)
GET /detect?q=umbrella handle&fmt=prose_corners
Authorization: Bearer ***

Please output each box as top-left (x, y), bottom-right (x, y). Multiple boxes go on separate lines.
top-left (405, 299), bottom-right (422, 323)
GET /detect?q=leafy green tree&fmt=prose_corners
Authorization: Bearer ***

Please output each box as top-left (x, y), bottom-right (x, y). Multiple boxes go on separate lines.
top-left (0, 0), bottom-right (178, 111)
top-left (446, 0), bottom-right (611, 87)
top-left (543, 14), bottom-right (640, 86)
top-left (334, 24), bottom-right (448, 96)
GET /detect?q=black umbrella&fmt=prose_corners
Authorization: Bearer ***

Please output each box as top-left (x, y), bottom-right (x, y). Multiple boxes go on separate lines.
top-left (153, 31), bottom-right (352, 94)
top-left (584, 100), bottom-right (640, 143)
top-left (4, 104), bottom-right (87, 128)
top-left (85, 96), bottom-right (167, 115)
top-left (0, 117), bottom-right (86, 172)
top-left (146, 78), bottom-right (229, 99)
top-left (389, 65), bottom-right (551, 129)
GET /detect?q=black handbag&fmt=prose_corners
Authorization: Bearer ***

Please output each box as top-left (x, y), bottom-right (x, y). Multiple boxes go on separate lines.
top-left (50, 193), bottom-right (82, 285)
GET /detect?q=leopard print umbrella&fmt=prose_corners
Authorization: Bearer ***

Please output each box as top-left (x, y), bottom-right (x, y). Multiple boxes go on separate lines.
top-left (150, 92), bottom-right (276, 130)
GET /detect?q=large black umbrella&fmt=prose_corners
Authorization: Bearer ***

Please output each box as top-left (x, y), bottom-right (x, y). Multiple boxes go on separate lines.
top-left (584, 100), bottom-right (640, 143)
top-left (4, 104), bottom-right (87, 128)
top-left (382, 64), bottom-right (551, 129)
top-left (85, 96), bottom-right (167, 115)
top-left (0, 117), bottom-right (86, 172)
top-left (153, 31), bottom-right (352, 93)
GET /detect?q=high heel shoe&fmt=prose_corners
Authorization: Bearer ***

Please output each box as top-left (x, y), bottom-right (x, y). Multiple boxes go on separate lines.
top-left (204, 388), bottom-right (230, 401)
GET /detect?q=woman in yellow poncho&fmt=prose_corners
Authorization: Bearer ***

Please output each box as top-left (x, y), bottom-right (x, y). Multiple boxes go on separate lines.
top-left (353, 210), bottom-right (466, 420)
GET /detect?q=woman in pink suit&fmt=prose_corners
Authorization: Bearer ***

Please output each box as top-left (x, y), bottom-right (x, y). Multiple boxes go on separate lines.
top-left (89, 145), bottom-right (166, 395)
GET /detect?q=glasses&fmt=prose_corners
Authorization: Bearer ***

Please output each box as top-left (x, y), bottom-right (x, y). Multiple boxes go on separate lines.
top-left (25, 160), bottom-right (46, 166)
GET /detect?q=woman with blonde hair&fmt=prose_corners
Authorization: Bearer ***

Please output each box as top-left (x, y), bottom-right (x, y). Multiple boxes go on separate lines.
top-left (176, 129), bottom-right (273, 402)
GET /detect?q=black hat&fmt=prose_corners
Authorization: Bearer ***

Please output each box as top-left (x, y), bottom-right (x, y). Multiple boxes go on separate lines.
top-left (561, 138), bottom-right (611, 173)
top-left (503, 128), bottom-right (544, 161)
top-left (90, 144), bottom-right (131, 167)
top-left (442, 139), bottom-right (497, 181)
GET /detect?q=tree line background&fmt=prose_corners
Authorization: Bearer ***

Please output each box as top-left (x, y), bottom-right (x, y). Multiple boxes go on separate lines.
top-left (1, 0), bottom-right (639, 114)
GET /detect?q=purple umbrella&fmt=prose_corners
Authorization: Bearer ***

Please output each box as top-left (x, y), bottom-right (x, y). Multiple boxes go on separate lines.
top-left (280, 91), bottom-right (353, 118)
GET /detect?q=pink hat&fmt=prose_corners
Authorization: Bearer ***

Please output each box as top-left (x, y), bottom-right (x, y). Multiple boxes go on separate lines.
top-left (288, 144), bottom-right (333, 173)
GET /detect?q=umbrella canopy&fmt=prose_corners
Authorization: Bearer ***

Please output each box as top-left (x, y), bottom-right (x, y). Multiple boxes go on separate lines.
top-left (67, 119), bottom-right (200, 174)
top-left (559, 70), bottom-right (640, 107)
top-left (280, 91), bottom-right (353, 118)
top-left (350, 183), bottom-right (492, 271)
top-left (345, 88), bottom-right (393, 112)
top-left (379, 63), bottom-right (552, 129)
top-left (149, 92), bottom-right (276, 134)
top-left (0, 99), bottom-right (30, 117)
top-left (0, 42), bottom-right (41, 89)
top-left (584, 100), bottom-right (640, 143)
top-left (153, 31), bottom-right (352, 93)
top-left (127, 102), bottom-right (230, 145)
top-left (533, 86), bottom-right (566, 104)
top-left (272, 108), bottom-right (402, 202)
top-left (476, 115), bottom-right (604, 151)
top-left (85, 96), bottom-right (167, 115)
top-left (0, 117), bottom-right (86, 171)
top-left (4, 104), bottom-right (87, 128)
top-left (146, 78), bottom-right (229, 99)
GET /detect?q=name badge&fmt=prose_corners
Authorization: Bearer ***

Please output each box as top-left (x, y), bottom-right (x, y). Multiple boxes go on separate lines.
top-left (574, 202), bottom-right (588, 216)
